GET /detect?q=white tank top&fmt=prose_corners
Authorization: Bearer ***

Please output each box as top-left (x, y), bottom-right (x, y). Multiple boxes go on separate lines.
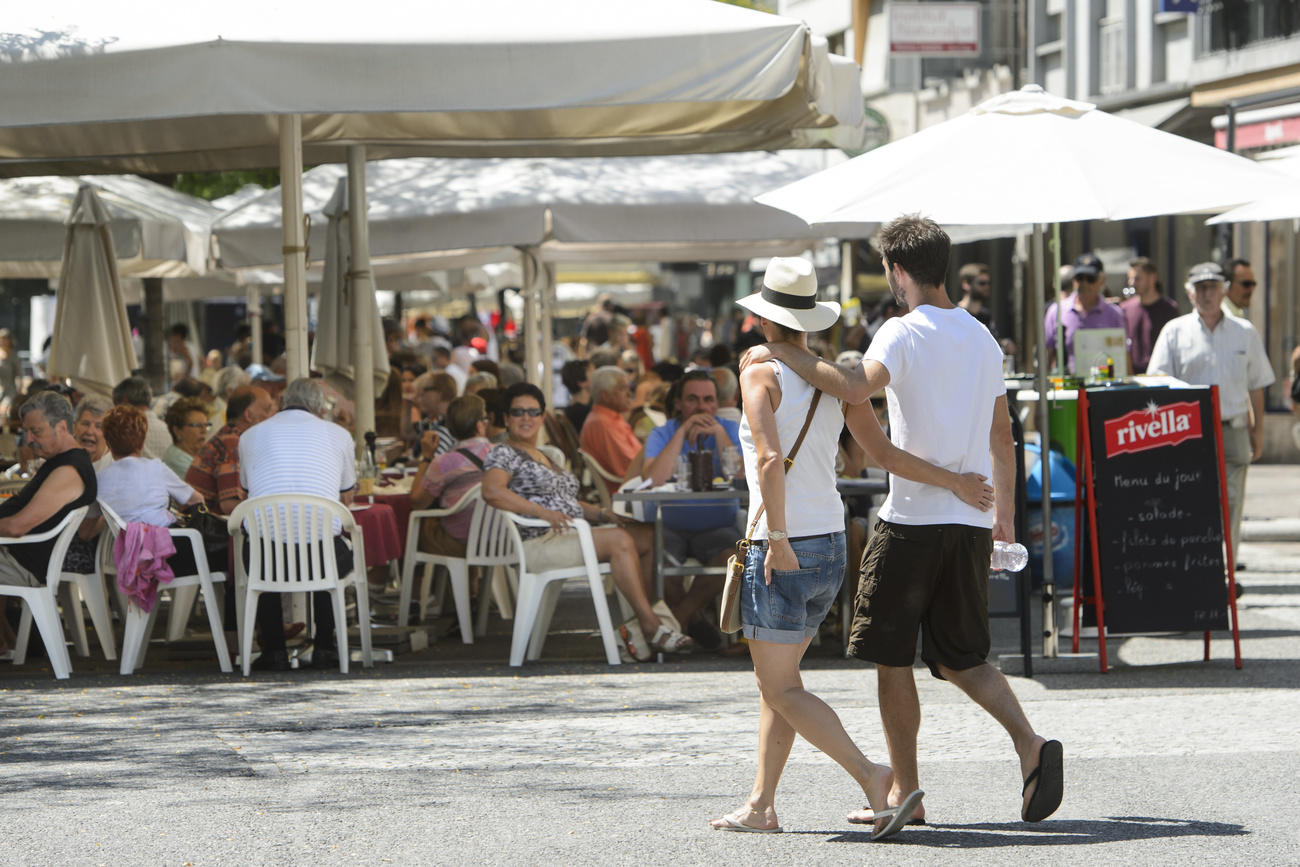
top-left (739, 360), bottom-right (844, 539)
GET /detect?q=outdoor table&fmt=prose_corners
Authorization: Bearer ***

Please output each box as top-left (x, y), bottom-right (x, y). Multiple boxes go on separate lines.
top-left (348, 502), bottom-right (402, 571)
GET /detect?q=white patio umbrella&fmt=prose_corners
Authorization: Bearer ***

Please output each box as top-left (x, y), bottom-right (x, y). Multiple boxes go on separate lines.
top-left (1207, 153), bottom-right (1300, 224)
top-left (2, 1), bottom-right (865, 388)
top-left (756, 84), bottom-right (1285, 656)
top-left (310, 177), bottom-right (390, 408)
top-left (212, 151), bottom-right (867, 402)
top-left (47, 185), bottom-right (139, 397)
top-left (0, 174), bottom-right (217, 278)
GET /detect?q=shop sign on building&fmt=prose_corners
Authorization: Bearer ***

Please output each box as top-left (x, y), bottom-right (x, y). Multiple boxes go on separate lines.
top-left (889, 2), bottom-right (980, 56)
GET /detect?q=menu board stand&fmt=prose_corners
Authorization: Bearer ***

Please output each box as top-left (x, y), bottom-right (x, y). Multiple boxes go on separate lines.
top-left (1072, 386), bottom-right (1242, 673)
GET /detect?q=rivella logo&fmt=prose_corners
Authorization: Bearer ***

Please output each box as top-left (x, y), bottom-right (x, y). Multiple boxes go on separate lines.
top-left (1103, 400), bottom-right (1202, 457)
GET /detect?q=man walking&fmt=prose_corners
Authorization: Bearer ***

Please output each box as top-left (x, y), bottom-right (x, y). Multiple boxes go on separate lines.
top-left (745, 215), bottom-right (1062, 826)
top-left (1044, 252), bottom-right (1124, 373)
top-left (1121, 257), bottom-right (1179, 374)
top-left (1148, 262), bottom-right (1273, 567)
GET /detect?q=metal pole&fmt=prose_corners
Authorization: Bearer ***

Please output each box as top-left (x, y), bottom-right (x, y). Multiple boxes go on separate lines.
top-left (1033, 223), bottom-right (1058, 657)
top-left (246, 284), bottom-right (263, 366)
top-left (540, 261), bottom-right (556, 409)
top-left (347, 145), bottom-right (377, 445)
top-left (521, 248), bottom-right (540, 388)
top-left (279, 114), bottom-right (309, 380)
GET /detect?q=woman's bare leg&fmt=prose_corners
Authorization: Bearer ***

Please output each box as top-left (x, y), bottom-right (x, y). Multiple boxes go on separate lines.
top-left (591, 527), bottom-right (659, 634)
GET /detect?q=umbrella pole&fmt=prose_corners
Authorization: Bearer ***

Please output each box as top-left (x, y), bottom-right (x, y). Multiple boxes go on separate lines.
top-left (1053, 222), bottom-right (1065, 375)
top-left (521, 247), bottom-right (541, 390)
top-left (280, 114), bottom-right (309, 380)
top-left (348, 146), bottom-right (377, 444)
top-left (247, 284), bottom-right (263, 366)
top-left (1033, 222), bottom-right (1058, 658)
top-left (540, 261), bottom-right (555, 408)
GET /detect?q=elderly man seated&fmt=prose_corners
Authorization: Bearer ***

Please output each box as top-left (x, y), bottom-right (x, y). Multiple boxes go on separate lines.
top-left (237, 377), bottom-right (357, 671)
top-left (411, 394), bottom-right (492, 558)
top-left (73, 394), bottom-right (115, 473)
top-left (0, 392), bottom-right (99, 651)
top-left (185, 386), bottom-right (276, 517)
top-left (579, 365), bottom-right (641, 495)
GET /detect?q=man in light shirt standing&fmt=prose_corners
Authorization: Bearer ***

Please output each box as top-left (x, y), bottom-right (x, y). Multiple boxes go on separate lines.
top-left (1148, 261), bottom-right (1274, 567)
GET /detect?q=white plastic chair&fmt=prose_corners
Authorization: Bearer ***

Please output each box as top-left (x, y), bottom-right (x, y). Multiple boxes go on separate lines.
top-left (97, 500), bottom-right (232, 675)
top-left (502, 513), bottom-right (621, 667)
top-left (400, 484), bottom-right (516, 642)
top-left (227, 494), bottom-right (373, 676)
top-left (54, 522), bottom-right (117, 663)
top-left (1, 505), bottom-right (89, 679)
top-left (578, 449), bottom-right (623, 513)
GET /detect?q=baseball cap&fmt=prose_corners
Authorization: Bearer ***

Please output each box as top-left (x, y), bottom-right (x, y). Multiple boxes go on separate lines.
top-left (1186, 261), bottom-right (1225, 285)
top-left (1072, 253), bottom-right (1102, 277)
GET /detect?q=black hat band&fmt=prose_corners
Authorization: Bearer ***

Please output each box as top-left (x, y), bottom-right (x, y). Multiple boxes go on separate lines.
top-left (761, 285), bottom-right (816, 310)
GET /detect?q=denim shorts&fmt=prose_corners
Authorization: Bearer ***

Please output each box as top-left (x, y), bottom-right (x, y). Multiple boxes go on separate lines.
top-left (741, 531), bottom-right (846, 644)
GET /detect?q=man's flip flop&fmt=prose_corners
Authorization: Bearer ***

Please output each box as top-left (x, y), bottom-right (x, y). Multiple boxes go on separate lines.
top-left (847, 809), bottom-right (925, 826)
top-left (710, 815), bottom-right (783, 834)
top-left (1021, 739), bottom-right (1064, 822)
top-left (870, 788), bottom-right (925, 842)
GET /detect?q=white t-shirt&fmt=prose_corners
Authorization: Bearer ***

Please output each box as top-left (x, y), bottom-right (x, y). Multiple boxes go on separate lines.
top-left (865, 305), bottom-right (1005, 529)
top-left (238, 409), bottom-right (357, 501)
top-left (97, 456), bottom-right (195, 527)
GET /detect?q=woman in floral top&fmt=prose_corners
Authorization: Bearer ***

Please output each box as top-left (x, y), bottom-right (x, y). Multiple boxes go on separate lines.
top-left (483, 382), bottom-right (693, 658)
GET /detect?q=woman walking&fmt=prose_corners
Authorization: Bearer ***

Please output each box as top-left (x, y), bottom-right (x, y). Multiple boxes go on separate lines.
top-left (711, 258), bottom-right (993, 840)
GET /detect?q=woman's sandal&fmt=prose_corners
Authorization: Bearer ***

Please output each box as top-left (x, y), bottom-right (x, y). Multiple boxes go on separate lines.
top-left (650, 624), bottom-right (695, 654)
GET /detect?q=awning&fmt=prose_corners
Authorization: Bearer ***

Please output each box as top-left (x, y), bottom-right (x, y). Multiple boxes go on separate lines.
top-left (1114, 97), bottom-right (1191, 130)
top-left (1191, 64), bottom-right (1300, 108)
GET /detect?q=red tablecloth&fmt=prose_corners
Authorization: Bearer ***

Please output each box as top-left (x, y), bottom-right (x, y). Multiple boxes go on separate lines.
top-left (349, 503), bottom-right (402, 569)
top-left (368, 492), bottom-right (411, 552)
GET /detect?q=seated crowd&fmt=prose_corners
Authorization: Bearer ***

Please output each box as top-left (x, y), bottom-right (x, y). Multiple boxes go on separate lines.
top-left (0, 307), bottom-right (876, 670)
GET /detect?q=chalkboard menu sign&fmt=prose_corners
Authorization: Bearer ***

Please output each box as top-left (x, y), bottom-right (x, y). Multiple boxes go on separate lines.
top-left (1083, 386), bottom-right (1228, 634)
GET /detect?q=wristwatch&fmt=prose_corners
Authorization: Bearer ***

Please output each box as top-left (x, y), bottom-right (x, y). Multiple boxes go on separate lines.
top-left (768, 529), bottom-right (788, 542)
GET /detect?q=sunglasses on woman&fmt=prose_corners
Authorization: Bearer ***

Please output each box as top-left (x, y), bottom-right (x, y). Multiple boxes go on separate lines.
top-left (508, 407), bottom-right (544, 418)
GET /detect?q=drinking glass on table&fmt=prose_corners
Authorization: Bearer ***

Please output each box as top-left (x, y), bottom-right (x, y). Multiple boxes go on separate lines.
top-left (721, 446), bottom-right (742, 482)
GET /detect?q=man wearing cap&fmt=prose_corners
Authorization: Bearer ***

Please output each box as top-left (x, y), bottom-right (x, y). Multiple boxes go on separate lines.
top-left (1043, 252), bottom-right (1125, 373)
top-left (1148, 262), bottom-right (1274, 565)
top-left (1121, 257), bottom-right (1179, 375)
top-left (1220, 258), bottom-right (1257, 320)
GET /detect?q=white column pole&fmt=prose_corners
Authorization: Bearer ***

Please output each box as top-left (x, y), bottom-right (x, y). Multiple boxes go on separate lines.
top-left (279, 115), bottom-right (309, 380)
top-left (347, 145), bottom-right (376, 445)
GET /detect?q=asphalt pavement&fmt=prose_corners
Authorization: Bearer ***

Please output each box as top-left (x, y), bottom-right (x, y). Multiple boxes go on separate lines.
top-left (3, 467), bottom-right (1300, 865)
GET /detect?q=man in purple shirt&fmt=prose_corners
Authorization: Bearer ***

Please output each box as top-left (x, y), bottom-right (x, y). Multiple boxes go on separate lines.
top-left (1120, 257), bottom-right (1179, 374)
top-left (1044, 252), bottom-right (1125, 373)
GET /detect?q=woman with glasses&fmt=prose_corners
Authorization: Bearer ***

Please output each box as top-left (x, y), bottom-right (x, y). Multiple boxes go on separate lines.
top-left (163, 397), bottom-right (212, 480)
top-left (482, 382), bottom-right (693, 658)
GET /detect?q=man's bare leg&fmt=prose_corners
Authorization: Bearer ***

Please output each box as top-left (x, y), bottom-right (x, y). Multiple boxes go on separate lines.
top-left (847, 663), bottom-right (926, 824)
top-left (937, 662), bottom-right (1049, 817)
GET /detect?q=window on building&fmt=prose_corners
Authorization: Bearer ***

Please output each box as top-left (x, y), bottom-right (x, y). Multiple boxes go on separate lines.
top-left (1204, 0), bottom-right (1300, 53)
top-left (1099, 18), bottom-right (1126, 94)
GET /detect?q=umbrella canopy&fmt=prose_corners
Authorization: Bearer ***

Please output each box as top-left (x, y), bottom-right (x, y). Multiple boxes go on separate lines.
top-left (0, 174), bottom-right (217, 277)
top-left (0, 0), bottom-right (863, 176)
top-left (1207, 154), bottom-right (1300, 224)
top-left (310, 178), bottom-right (390, 400)
top-left (756, 85), bottom-right (1282, 226)
top-left (47, 185), bottom-right (139, 396)
top-left (212, 151), bottom-right (858, 271)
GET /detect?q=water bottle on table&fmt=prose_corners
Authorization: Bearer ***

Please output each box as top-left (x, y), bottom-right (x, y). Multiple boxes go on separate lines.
top-left (990, 540), bottom-right (1028, 572)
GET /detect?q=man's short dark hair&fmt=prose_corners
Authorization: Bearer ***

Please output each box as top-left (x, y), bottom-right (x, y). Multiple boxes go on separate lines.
top-left (1222, 257), bottom-right (1251, 279)
top-left (650, 361), bottom-right (684, 384)
top-left (877, 215), bottom-right (951, 289)
top-left (445, 395), bottom-right (486, 441)
top-left (708, 344), bottom-right (734, 369)
top-left (168, 323), bottom-right (189, 340)
top-left (668, 369), bottom-right (716, 418)
top-left (111, 376), bottom-right (153, 408)
top-left (1129, 256), bottom-right (1157, 277)
top-left (225, 387), bottom-right (257, 424)
top-left (560, 359), bottom-right (591, 394)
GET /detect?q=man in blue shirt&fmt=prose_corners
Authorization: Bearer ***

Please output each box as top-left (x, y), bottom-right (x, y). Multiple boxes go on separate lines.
top-left (642, 370), bottom-right (742, 645)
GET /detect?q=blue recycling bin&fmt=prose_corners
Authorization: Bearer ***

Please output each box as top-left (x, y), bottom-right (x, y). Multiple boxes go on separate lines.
top-left (1025, 443), bottom-right (1076, 587)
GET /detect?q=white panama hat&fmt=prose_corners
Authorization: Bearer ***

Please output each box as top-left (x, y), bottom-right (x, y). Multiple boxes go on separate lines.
top-left (737, 257), bottom-right (841, 333)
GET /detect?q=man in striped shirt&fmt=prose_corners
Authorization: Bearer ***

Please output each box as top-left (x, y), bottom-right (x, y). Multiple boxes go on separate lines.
top-left (238, 377), bottom-right (357, 671)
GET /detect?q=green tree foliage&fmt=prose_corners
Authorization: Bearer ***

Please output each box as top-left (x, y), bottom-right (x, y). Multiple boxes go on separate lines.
top-left (168, 169), bottom-right (280, 201)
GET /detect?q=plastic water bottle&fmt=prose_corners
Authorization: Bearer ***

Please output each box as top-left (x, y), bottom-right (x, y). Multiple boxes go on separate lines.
top-left (990, 541), bottom-right (1029, 572)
